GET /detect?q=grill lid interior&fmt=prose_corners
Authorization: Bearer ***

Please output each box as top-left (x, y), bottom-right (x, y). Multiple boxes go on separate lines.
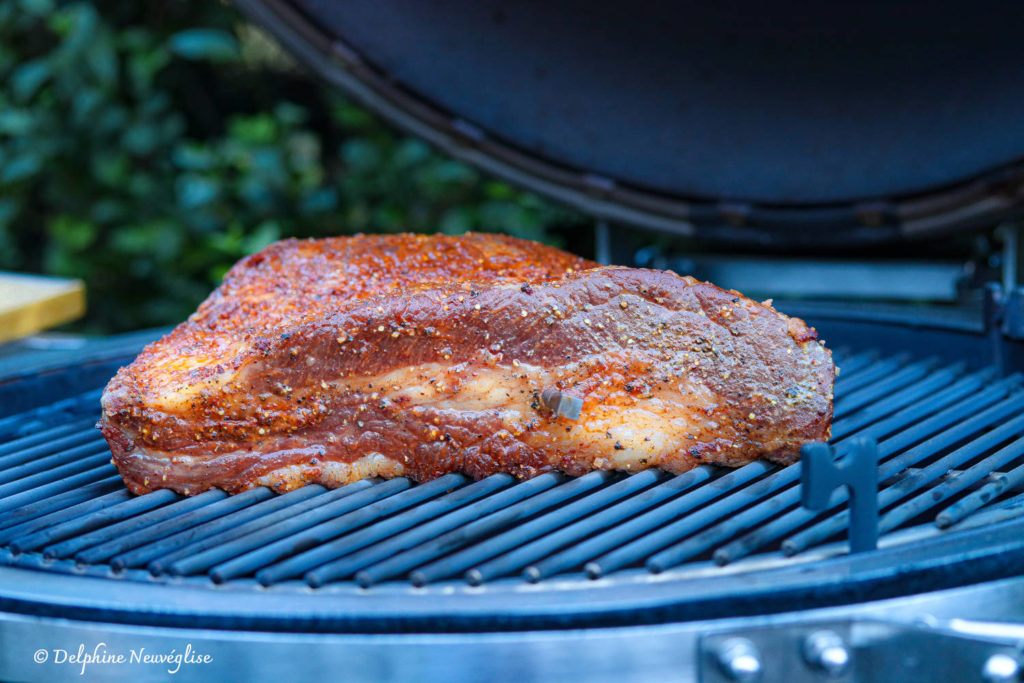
top-left (235, 0), bottom-right (1024, 244)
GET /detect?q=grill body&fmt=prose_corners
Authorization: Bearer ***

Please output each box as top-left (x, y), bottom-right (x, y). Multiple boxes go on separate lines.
top-left (3, 577), bottom-right (1024, 683)
top-left (3, 308), bottom-right (1024, 681)
top-left (8, 1), bottom-right (1024, 677)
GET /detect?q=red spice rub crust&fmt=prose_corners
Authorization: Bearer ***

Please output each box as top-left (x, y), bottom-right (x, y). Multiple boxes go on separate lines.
top-left (99, 233), bottom-right (834, 495)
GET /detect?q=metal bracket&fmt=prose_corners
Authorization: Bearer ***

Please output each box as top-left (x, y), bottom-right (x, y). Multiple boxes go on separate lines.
top-left (982, 281), bottom-right (1024, 375)
top-left (986, 283), bottom-right (1009, 376)
top-left (801, 438), bottom-right (879, 553)
top-left (700, 617), bottom-right (1024, 683)
top-left (594, 220), bottom-right (613, 265)
top-left (999, 223), bottom-right (1023, 294)
top-left (990, 223), bottom-right (1024, 344)
top-left (1001, 287), bottom-right (1024, 342)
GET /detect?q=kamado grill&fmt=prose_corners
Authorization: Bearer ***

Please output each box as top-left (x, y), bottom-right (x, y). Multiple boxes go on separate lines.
top-left (5, 2), bottom-right (1024, 681)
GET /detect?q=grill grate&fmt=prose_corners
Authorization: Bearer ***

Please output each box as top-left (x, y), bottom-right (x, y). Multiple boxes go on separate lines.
top-left (2, 350), bottom-right (1024, 590)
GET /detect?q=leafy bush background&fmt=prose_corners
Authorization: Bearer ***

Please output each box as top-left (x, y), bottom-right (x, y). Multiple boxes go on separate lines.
top-left (0, 0), bottom-right (584, 333)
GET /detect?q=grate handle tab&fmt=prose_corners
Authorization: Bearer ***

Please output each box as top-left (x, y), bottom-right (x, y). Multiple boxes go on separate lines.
top-left (801, 437), bottom-right (879, 553)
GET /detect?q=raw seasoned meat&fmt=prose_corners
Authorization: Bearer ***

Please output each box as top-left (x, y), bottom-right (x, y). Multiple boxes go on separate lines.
top-left (99, 233), bottom-right (834, 495)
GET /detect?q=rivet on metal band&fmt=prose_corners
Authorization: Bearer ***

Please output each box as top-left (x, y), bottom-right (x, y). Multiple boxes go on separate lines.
top-left (713, 637), bottom-right (762, 682)
top-left (802, 630), bottom-right (851, 677)
top-left (983, 653), bottom-right (1022, 683)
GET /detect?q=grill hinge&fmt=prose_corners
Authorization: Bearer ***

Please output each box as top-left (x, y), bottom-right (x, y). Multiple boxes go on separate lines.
top-left (700, 617), bottom-right (1024, 682)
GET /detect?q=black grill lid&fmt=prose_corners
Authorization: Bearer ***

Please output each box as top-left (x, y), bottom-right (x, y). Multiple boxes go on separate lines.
top-left (235, 0), bottom-right (1024, 245)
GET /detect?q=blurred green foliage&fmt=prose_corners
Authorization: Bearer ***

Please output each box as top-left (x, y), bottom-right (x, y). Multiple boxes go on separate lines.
top-left (0, 0), bottom-right (583, 333)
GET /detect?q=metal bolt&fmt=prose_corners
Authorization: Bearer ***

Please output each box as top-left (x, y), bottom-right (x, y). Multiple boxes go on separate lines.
top-left (540, 388), bottom-right (583, 420)
top-left (983, 653), bottom-right (1021, 683)
top-left (803, 630), bottom-right (850, 677)
top-left (714, 637), bottom-right (762, 682)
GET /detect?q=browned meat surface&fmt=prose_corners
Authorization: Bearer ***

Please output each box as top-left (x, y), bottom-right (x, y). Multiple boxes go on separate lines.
top-left (99, 232), bottom-right (834, 495)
